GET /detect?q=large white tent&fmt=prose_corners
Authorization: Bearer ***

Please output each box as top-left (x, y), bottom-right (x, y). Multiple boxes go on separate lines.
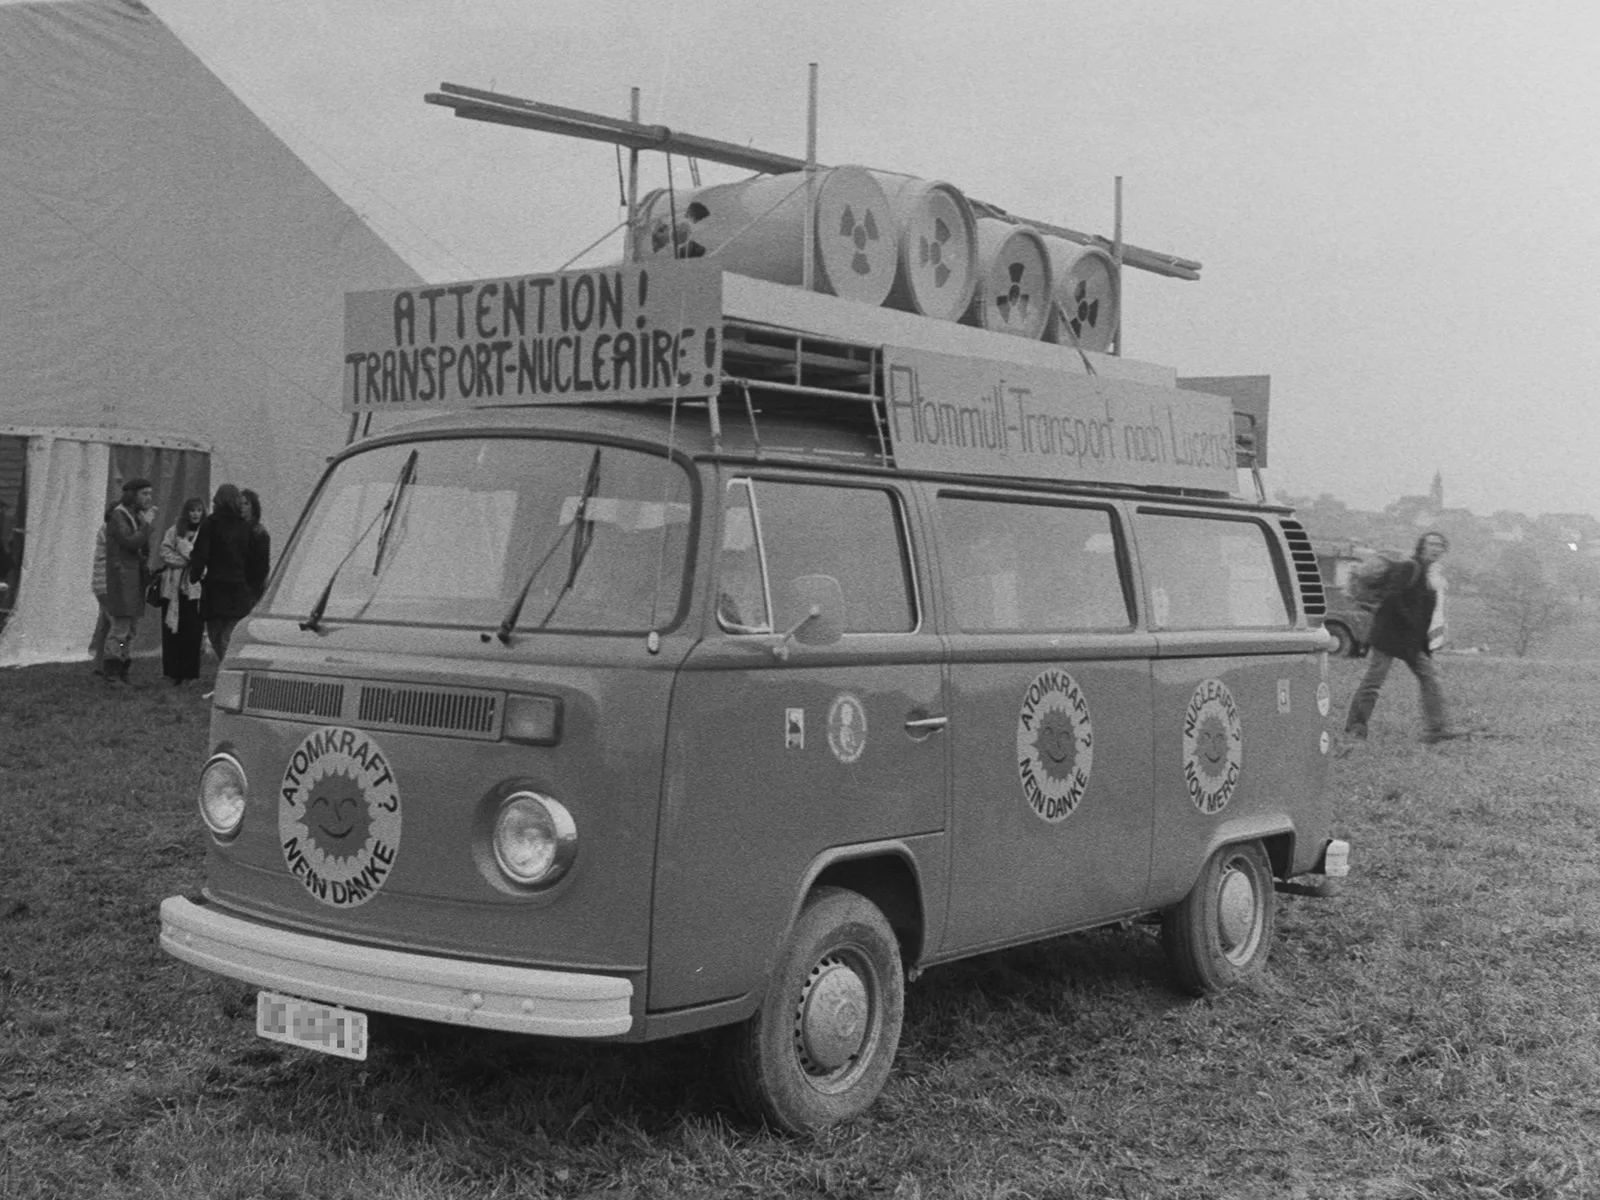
top-left (0, 0), bottom-right (421, 666)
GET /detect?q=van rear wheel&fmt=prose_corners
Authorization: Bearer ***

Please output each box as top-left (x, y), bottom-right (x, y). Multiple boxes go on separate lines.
top-left (1162, 840), bottom-right (1276, 996)
top-left (725, 886), bottom-right (904, 1133)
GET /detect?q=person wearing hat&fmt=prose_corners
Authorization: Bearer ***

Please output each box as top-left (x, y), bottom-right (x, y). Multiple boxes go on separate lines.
top-left (102, 477), bottom-right (157, 683)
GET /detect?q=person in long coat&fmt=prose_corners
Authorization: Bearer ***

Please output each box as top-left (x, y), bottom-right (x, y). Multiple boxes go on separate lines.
top-left (157, 498), bottom-right (207, 684)
top-left (190, 483), bottom-right (267, 663)
top-left (102, 478), bottom-right (156, 683)
top-left (240, 488), bottom-right (272, 609)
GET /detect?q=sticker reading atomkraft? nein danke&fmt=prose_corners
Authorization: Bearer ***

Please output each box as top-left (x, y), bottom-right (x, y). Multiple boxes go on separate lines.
top-left (1182, 679), bottom-right (1243, 816)
top-left (279, 727), bottom-right (403, 909)
top-left (1017, 669), bottom-right (1094, 823)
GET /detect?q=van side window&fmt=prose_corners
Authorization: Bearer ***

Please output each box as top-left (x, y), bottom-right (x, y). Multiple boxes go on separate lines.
top-left (937, 496), bottom-right (1130, 632)
top-left (1135, 512), bottom-right (1291, 629)
top-left (720, 479), bottom-right (915, 634)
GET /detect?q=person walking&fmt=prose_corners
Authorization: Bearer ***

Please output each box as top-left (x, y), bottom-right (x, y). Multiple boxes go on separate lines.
top-left (1342, 531), bottom-right (1461, 746)
top-left (240, 488), bottom-right (271, 609)
top-left (190, 483), bottom-right (266, 666)
top-left (157, 497), bottom-right (207, 684)
top-left (102, 478), bottom-right (157, 683)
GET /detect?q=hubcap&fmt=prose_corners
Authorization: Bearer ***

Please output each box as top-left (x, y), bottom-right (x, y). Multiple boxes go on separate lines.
top-left (796, 956), bottom-right (869, 1074)
top-left (1217, 867), bottom-right (1257, 954)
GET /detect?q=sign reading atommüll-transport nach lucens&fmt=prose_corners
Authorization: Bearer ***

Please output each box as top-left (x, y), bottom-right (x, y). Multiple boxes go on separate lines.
top-left (884, 348), bottom-right (1238, 492)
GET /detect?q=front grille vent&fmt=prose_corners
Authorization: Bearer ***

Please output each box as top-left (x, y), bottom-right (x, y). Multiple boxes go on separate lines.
top-left (246, 674), bottom-right (345, 720)
top-left (1279, 518), bottom-right (1327, 617)
top-left (356, 684), bottom-right (501, 739)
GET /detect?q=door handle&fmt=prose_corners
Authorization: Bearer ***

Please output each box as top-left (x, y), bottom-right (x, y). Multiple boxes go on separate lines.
top-left (904, 715), bottom-right (949, 734)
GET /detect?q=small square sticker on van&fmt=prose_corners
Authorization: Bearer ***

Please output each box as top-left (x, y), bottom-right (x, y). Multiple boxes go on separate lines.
top-left (786, 708), bottom-right (805, 750)
top-left (1277, 679), bottom-right (1291, 714)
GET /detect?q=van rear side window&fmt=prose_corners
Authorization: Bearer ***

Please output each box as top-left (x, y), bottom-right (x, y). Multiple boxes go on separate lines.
top-left (717, 479), bottom-right (916, 633)
top-left (1135, 511), bottom-right (1291, 630)
top-left (937, 495), bottom-right (1129, 632)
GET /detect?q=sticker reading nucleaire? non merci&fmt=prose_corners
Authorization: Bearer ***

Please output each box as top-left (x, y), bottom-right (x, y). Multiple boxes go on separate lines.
top-left (1182, 680), bottom-right (1243, 816)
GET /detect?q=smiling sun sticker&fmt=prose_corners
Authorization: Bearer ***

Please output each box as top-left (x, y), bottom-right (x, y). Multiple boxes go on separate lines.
top-left (1182, 680), bottom-right (1243, 815)
top-left (1017, 669), bottom-right (1094, 823)
top-left (279, 727), bottom-right (402, 908)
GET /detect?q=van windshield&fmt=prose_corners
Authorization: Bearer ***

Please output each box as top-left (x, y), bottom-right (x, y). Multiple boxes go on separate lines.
top-left (266, 437), bottom-right (693, 632)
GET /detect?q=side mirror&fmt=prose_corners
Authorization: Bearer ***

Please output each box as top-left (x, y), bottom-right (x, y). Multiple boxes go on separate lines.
top-left (772, 574), bottom-right (845, 659)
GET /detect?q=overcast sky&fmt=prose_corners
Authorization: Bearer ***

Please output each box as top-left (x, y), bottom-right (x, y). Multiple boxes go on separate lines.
top-left (146, 0), bottom-right (1600, 520)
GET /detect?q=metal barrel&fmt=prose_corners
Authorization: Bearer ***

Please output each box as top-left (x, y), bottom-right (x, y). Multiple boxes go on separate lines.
top-left (1041, 236), bottom-right (1120, 353)
top-left (964, 219), bottom-right (1053, 339)
top-left (870, 172), bottom-right (979, 323)
top-left (632, 166), bottom-right (897, 307)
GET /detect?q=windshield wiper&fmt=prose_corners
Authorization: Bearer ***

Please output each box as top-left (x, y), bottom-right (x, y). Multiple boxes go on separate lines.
top-left (300, 449), bottom-right (418, 633)
top-left (486, 448), bottom-right (602, 645)
top-left (372, 449), bottom-right (419, 576)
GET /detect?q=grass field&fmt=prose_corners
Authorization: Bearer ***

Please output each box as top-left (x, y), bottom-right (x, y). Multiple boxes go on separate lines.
top-left (3, 636), bottom-right (1599, 1199)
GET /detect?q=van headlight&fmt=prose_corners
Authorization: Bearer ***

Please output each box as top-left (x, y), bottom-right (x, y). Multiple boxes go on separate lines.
top-left (492, 792), bottom-right (577, 887)
top-left (199, 753), bottom-right (248, 838)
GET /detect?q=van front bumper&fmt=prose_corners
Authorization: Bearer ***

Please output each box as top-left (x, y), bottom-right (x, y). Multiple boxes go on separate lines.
top-left (159, 896), bottom-right (633, 1038)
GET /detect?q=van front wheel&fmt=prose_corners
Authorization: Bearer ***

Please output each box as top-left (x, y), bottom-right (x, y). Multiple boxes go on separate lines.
top-left (725, 886), bottom-right (904, 1132)
top-left (1162, 840), bottom-right (1276, 996)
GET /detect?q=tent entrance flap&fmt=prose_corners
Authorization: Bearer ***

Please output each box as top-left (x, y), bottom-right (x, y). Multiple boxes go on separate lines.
top-left (109, 444), bottom-right (213, 537)
top-left (0, 436), bottom-right (24, 629)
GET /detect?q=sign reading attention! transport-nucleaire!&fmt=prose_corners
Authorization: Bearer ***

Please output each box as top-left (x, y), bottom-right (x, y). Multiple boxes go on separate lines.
top-left (883, 348), bottom-right (1239, 492)
top-left (343, 263), bottom-right (724, 410)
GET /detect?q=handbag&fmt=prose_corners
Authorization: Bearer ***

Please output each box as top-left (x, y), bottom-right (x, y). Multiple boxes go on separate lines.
top-left (145, 572), bottom-right (163, 608)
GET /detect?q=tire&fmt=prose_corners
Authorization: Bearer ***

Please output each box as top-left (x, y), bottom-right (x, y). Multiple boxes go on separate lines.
top-left (725, 886), bottom-right (904, 1133)
top-left (1162, 840), bottom-right (1276, 997)
top-left (1325, 622), bottom-right (1354, 658)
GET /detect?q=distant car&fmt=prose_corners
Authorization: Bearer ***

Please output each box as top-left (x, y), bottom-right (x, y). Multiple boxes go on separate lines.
top-left (1314, 552), bottom-right (1373, 657)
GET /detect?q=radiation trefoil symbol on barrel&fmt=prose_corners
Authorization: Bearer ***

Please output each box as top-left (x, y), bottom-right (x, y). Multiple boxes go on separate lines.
top-left (1016, 669), bottom-right (1093, 823)
top-left (1182, 680), bottom-right (1243, 816)
top-left (1067, 279), bottom-right (1100, 341)
top-left (918, 217), bottom-right (954, 288)
top-left (651, 201), bottom-right (711, 259)
top-left (995, 261), bottom-right (1032, 326)
top-left (279, 727), bottom-right (402, 908)
top-left (838, 207), bottom-right (881, 276)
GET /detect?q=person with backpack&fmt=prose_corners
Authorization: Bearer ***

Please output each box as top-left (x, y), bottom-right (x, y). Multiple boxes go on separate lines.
top-left (1342, 531), bottom-right (1461, 747)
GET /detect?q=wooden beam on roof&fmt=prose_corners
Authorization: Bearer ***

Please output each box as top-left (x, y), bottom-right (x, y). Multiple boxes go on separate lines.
top-left (425, 83), bottom-right (1202, 281)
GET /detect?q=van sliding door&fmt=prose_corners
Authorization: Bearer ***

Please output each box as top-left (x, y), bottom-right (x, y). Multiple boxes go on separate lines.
top-left (933, 492), bottom-right (1156, 956)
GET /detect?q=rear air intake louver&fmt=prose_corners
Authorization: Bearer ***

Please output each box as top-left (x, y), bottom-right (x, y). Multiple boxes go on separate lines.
top-left (356, 684), bottom-right (501, 740)
top-left (245, 674), bottom-right (345, 720)
top-left (1279, 518), bottom-right (1326, 616)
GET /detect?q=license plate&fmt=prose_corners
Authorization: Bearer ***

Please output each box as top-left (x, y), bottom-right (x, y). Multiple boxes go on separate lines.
top-left (256, 990), bottom-right (368, 1061)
